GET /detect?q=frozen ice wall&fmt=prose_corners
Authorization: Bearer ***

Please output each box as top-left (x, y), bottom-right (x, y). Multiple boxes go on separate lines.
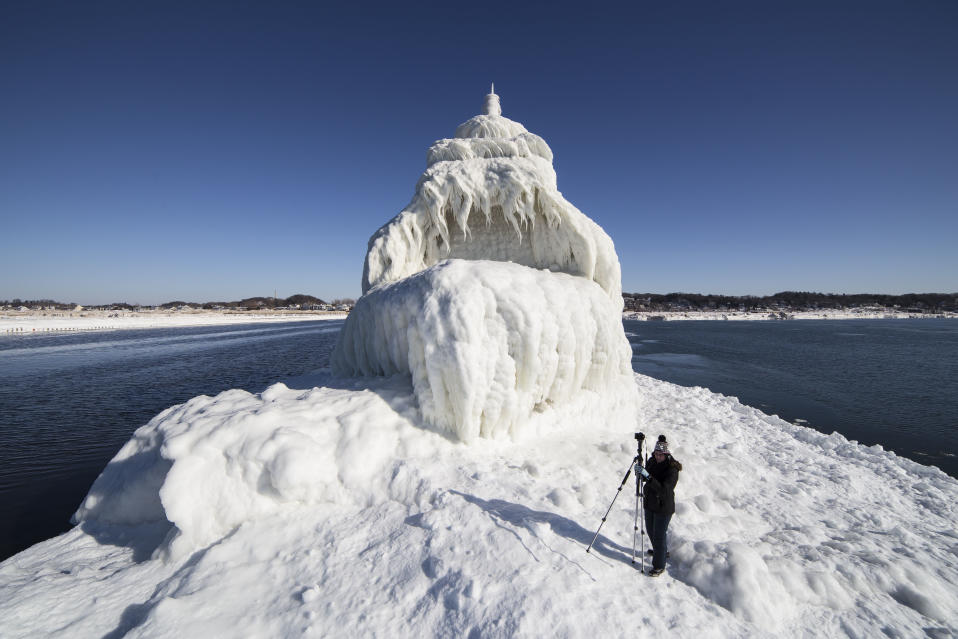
top-left (334, 89), bottom-right (636, 440)
top-left (333, 260), bottom-right (635, 442)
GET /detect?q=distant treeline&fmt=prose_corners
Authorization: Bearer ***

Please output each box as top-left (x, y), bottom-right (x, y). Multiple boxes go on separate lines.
top-left (1, 294), bottom-right (357, 311)
top-left (623, 291), bottom-right (957, 313)
top-left (1, 298), bottom-right (78, 310)
top-left (157, 294), bottom-right (336, 310)
top-left (5, 291), bottom-right (956, 313)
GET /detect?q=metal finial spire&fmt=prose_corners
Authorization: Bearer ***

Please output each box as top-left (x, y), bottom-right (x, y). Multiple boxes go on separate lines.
top-left (483, 84), bottom-right (501, 116)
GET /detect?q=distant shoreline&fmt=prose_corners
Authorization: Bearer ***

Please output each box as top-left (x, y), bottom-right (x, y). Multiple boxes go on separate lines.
top-left (624, 310), bottom-right (958, 321)
top-left (3, 308), bottom-right (956, 334)
top-left (0, 309), bottom-right (347, 334)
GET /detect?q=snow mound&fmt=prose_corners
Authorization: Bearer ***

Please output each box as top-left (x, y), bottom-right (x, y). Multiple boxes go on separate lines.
top-left (7, 373), bottom-right (958, 638)
top-left (332, 259), bottom-right (637, 441)
top-left (70, 362), bottom-right (633, 560)
top-left (71, 376), bottom-right (437, 559)
top-left (362, 89), bottom-right (621, 301)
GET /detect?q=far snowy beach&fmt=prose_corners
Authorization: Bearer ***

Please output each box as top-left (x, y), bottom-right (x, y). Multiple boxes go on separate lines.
top-left (0, 310), bottom-right (346, 333)
top-left (4, 307), bottom-right (952, 336)
top-left (625, 310), bottom-right (957, 321)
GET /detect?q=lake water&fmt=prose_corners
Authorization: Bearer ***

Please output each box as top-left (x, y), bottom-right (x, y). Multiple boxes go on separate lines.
top-left (1, 318), bottom-right (955, 561)
top-left (0, 320), bottom-right (344, 561)
top-left (625, 318), bottom-right (957, 478)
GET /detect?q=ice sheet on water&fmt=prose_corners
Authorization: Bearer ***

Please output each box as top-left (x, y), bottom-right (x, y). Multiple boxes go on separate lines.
top-left (633, 352), bottom-right (712, 368)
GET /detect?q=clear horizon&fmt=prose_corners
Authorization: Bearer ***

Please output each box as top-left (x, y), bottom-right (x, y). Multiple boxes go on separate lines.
top-left (3, 1), bottom-right (956, 305)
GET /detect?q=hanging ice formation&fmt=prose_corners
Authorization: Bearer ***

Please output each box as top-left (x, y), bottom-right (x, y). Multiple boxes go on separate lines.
top-left (332, 87), bottom-right (637, 442)
top-left (361, 86), bottom-right (622, 299)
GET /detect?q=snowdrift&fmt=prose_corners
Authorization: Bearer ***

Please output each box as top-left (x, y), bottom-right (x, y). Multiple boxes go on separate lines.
top-left (71, 375), bottom-right (436, 559)
top-left (3, 373), bottom-right (957, 638)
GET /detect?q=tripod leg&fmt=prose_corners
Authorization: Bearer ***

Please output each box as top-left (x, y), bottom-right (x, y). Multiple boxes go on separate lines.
top-left (640, 480), bottom-right (645, 573)
top-left (631, 472), bottom-right (640, 565)
top-left (639, 441), bottom-right (646, 572)
top-left (586, 457), bottom-right (637, 553)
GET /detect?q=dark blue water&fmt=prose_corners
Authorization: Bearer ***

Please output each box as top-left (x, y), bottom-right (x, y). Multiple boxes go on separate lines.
top-left (1, 318), bottom-right (955, 562)
top-left (626, 319), bottom-right (958, 477)
top-left (0, 320), bottom-right (344, 561)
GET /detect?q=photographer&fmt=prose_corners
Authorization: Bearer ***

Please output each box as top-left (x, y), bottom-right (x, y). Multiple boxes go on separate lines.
top-left (637, 438), bottom-right (682, 577)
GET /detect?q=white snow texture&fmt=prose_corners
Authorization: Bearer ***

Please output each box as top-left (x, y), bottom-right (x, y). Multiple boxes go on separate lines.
top-left (4, 373), bottom-right (957, 638)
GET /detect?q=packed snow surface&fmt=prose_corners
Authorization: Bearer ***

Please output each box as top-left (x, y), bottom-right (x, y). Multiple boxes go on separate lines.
top-left (332, 259), bottom-right (636, 442)
top-left (2, 372), bottom-right (956, 638)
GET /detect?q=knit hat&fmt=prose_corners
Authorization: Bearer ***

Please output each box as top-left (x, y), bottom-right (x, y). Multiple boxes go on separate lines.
top-left (654, 439), bottom-right (670, 454)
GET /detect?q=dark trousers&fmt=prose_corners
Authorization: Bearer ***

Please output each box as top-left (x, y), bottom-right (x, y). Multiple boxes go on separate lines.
top-left (644, 509), bottom-right (672, 570)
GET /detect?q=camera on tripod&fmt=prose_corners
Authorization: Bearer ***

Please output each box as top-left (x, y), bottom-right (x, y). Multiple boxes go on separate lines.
top-left (587, 432), bottom-right (670, 571)
top-left (587, 430), bottom-right (651, 567)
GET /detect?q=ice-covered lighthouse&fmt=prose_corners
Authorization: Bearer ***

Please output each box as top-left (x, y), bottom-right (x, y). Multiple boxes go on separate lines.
top-left (332, 87), bottom-right (637, 441)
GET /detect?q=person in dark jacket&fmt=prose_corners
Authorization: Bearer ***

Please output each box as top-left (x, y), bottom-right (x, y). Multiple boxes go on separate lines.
top-left (636, 437), bottom-right (681, 576)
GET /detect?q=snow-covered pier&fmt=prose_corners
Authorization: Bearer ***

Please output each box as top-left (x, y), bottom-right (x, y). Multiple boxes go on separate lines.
top-left (3, 91), bottom-right (956, 638)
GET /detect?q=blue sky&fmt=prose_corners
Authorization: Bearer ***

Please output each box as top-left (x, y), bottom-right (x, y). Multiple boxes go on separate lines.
top-left (2, 1), bottom-right (956, 304)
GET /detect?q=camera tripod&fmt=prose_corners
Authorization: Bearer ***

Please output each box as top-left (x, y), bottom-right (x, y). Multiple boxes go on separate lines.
top-left (585, 432), bottom-right (648, 572)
